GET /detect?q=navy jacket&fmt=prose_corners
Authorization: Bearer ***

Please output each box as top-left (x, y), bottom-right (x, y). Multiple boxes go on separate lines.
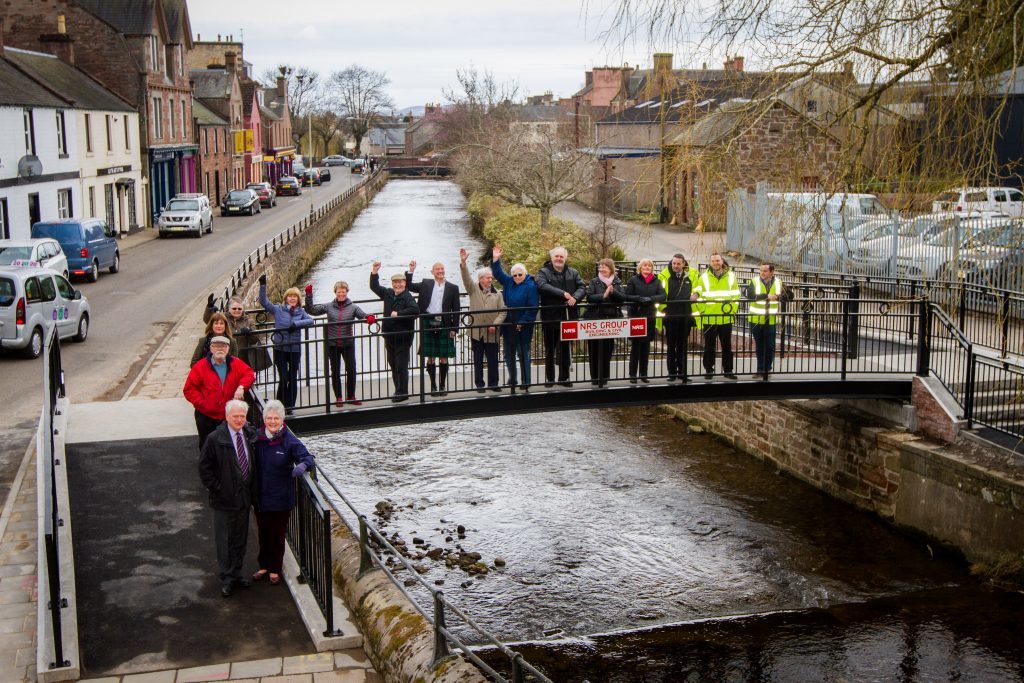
top-left (253, 426), bottom-right (315, 512)
top-left (491, 259), bottom-right (539, 325)
top-left (259, 283), bottom-right (314, 351)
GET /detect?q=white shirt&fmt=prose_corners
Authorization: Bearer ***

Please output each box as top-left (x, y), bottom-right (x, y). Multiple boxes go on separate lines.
top-left (427, 280), bottom-right (446, 314)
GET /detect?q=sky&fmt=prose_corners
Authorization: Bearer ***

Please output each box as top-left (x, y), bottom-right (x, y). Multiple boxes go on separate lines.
top-left (188, 0), bottom-right (662, 109)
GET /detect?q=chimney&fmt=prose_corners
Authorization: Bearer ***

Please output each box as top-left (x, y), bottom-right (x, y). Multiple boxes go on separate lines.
top-left (276, 75), bottom-right (286, 99)
top-left (652, 52), bottom-right (673, 95)
top-left (931, 65), bottom-right (948, 83)
top-left (0, 19), bottom-right (5, 58)
top-left (843, 60), bottom-right (855, 80)
top-left (224, 51), bottom-right (237, 74)
top-left (39, 15), bottom-right (75, 65)
top-left (585, 70), bottom-right (593, 87)
top-left (733, 56), bottom-right (744, 72)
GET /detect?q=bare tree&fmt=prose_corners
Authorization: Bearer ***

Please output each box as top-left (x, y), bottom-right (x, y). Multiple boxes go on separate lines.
top-left (327, 65), bottom-right (395, 155)
top-left (259, 65), bottom-right (324, 150)
top-left (454, 124), bottom-right (595, 229)
top-left (310, 110), bottom-right (346, 158)
top-left (439, 67), bottom-right (520, 146)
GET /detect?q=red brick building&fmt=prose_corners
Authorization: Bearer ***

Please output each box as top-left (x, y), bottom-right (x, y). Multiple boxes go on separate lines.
top-left (4, 0), bottom-right (199, 226)
top-left (192, 98), bottom-right (231, 204)
top-left (260, 73), bottom-right (296, 184)
top-left (191, 61), bottom-right (246, 191)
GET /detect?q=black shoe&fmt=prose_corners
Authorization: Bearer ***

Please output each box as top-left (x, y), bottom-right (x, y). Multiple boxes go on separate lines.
top-left (488, 387), bottom-right (502, 393)
top-left (752, 372), bottom-right (764, 378)
top-left (235, 578), bottom-right (251, 589)
top-left (679, 377), bottom-right (690, 384)
top-left (476, 388), bottom-right (486, 394)
top-left (640, 377), bottom-right (650, 384)
top-left (703, 373), bottom-right (714, 380)
top-left (667, 375), bottom-right (677, 382)
top-left (544, 381), bottom-right (554, 388)
top-left (558, 382), bottom-right (573, 387)
top-left (724, 373), bottom-right (738, 380)
top-left (437, 390), bottom-right (448, 397)
top-left (591, 380), bottom-right (600, 386)
top-left (522, 386), bottom-right (530, 393)
top-left (221, 582), bottom-right (234, 598)
top-left (629, 377), bottom-right (637, 384)
top-left (391, 395), bottom-right (408, 403)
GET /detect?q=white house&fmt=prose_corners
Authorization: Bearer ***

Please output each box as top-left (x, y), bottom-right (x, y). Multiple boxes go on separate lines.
top-left (2, 46), bottom-right (143, 238)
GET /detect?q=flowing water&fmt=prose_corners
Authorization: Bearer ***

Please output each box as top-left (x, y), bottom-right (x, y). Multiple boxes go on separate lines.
top-left (304, 180), bottom-right (1024, 682)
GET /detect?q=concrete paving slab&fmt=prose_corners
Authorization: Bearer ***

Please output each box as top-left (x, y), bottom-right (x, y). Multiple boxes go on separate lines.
top-left (175, 662), bottom-right (231, 682)
top-left (67, 399), bottom-right (196, 444)
top-left (282, 653), bottom-right (334, 675)
top-left (331, 652), bottom-right (370, 669)
top-left (229, 657), bottom-right (282, 679)
top-left (313, 671), bottom-right (365, 683)
top-left (122, 671), bottom-right (177, 683)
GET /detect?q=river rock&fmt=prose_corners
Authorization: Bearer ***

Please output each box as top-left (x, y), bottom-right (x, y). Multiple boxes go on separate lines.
top-left (687, 424), bottom-right (705, 434)
top-left (427, 548), bottom-right (444, 560)
top-left (375, 500), bottom-right (394, 520)
top-left (456, 524), bottom-right (466, 535)
top-left (412, 537), bottom-right (425, 545)
top-left (403, 578), bottom-right (417, 587)
top-left (413, 563), bottom-right (429, 574)
top-left (493, 556), bottom-right (506, 567)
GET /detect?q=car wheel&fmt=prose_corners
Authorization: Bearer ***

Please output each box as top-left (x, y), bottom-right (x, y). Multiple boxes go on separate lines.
top-left (73, 313), bottom-right (89, 343)
top-left (109, 252), bottom-right (120, 273)
top-left (257, 203), bottom-right (262, 213)
top-left (22, 327), bottom-right (43, 359)
top-left (207, 219), bottom-right (213, 234)
top-left (194, 225), bottom-right (203, 238)
top-left (88, 260), bottom-right (99, 282)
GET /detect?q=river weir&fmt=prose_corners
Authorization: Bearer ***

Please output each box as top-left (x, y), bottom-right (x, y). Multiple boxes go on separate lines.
top-left (305, 180), bottom-right (1024, 682)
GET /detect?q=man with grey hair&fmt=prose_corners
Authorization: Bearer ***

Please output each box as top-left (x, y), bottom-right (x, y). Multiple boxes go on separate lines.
top-left (198, 399), bottom-right (258, 597)
top-left (460, 248), bottom-right (506, 392)
top-left (183, 335), bottom-right (255, 450)
top-left (535, 246), bottom-right (585, 386)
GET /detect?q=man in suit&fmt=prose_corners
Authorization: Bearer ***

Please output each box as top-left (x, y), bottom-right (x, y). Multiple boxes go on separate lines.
top-left (198, 399), bottom-right (258, 597)
top-left (406, 260), bottom-right (461, 396)
top-left (370, 263), bottom-right (420, 402)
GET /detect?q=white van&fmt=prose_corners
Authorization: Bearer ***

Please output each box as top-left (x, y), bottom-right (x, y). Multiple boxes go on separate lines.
top-left (932, 187), bottom-right (1024, 217)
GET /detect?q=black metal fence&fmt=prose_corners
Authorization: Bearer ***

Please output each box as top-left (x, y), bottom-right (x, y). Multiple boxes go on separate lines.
top-left (41, 325), bottom-right (70, 669)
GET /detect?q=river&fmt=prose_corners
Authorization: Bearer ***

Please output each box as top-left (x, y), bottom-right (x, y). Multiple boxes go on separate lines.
top-left (304, 180), bottom-right (1024, 682)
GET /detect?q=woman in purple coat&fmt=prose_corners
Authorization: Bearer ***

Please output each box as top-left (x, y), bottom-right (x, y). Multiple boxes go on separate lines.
top-left (251, 399), bottom-right (315, 585)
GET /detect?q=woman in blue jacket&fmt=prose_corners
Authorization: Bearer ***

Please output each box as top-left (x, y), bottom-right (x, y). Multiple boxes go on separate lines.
top-left (252, 400), bottom-right (315, 585)
top-left (491, 245), bottom-right (539, 390)
top-left (258, 274), bottom-right (314, 411)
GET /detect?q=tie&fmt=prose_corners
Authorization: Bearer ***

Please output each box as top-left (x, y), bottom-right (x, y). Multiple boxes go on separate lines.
top-left (235, 431), bottom-right (250, 480)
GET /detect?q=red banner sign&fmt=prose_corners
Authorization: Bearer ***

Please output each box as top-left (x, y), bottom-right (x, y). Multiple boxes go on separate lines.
top-left (561, 318), bottom-right (647, 341)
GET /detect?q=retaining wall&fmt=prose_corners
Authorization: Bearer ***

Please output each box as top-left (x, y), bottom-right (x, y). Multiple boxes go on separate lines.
top-left (662, 395), bottom-right (1024, 566)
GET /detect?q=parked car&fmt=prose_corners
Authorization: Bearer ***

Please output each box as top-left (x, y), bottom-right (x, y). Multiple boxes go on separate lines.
top-left (301, 169), bottom-right (321, 186)
top-left (957, 220), bottom-right (1024, 290)
top-left (0, 238), bottom-right (68, 277)
top-left (31, 218), bottom-right (119, 282)
top-left (0, 264), bottom-right (90, 358)
top-left (318, 166), bottom-right (332, 182)
top-left (322, 155), bottom-right (346, 167)
top-left (246, 182), bottom-right (277, 208)
top-left (350, 160), bottom-right (364, 174)
top-left (158, 194), bottom-right (213, 238)
top-left (932, 187), bottom-right (1024, 217)
top-left (220, 189), bottom-right (262, 216)
top-left (893, 216), bottom-right (1016, 280)
top-left (276, 175), bottom-right (302, 197)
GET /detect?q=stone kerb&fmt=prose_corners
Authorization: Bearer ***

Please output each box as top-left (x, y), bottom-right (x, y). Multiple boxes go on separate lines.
top-left (330, 521), bottom-right (486, 683)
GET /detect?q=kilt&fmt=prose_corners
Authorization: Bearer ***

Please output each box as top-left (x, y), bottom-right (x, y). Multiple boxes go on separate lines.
top-left (419, 317), bottom-right (456, 357)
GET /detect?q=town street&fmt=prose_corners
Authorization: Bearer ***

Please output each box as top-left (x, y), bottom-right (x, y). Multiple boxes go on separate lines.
top-left (0, 174), bottom-right (364, 497)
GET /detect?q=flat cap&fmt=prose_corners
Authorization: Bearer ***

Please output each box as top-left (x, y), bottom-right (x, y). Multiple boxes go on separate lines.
top-left (209, 335), bottom-right (231, 346)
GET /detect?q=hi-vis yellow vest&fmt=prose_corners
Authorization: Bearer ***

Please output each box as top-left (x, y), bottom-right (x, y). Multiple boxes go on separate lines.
top-left (694, 268), bottom-right (739, 325)
top-left (655, 266), bottom-right (699, 330)
top-left (748, 277), bottom-right (783, 325)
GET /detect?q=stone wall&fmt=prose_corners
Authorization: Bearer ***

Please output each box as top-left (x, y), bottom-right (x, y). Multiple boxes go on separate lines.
top-left (663, 397), bottom-right (1024, 565)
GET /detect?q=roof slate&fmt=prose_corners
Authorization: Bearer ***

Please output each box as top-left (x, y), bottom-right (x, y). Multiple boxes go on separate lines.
top-left (77, 0), bottom-right (155, 35)
top-left (191, 69), bottom-right (233, 100)
top-left (193, 97), bottom-right (227, 126)
top-left (0, 58), bottom-right (67, 108)
top-left (5, 48), bottom-right (132, 111)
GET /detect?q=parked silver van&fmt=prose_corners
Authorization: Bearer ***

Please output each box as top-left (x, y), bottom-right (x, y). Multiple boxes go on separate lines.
top-left (0, 265), bottom-right (90, 358)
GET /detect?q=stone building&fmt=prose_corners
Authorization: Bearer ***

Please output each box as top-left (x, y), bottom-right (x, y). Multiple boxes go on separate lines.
top-left (190, 63), bottom-right (247, 191)
top-left (259, 73), bottom-right (296, 185)
top-left (192, 98), bottom-right (230, 204)
top-left (2, 0), bottom-right (198, 227)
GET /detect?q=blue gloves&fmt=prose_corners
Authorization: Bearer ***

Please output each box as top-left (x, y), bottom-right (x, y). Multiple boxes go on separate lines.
top-left (291, 463), bottom-right (307, 479)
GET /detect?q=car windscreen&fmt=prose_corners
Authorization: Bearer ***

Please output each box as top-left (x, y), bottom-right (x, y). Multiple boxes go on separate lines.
top-left (0, 278), bottom-right (13, 306)
top-left (32, 223), bottom-right (80, 248)
top-left (0, 246), bottom-right (33, 262)
top-left (166, 199), bottom-right (199, 211)
top-left (975, 224), bottom-right (1024, 248)
top-left (936, 192), bottom-right (959, 203)
top-left (227, 191), bottom-right (250, 200)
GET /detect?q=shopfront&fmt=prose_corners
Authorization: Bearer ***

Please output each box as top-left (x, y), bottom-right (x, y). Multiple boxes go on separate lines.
top-left (148, 145), bottom-right (198, 223)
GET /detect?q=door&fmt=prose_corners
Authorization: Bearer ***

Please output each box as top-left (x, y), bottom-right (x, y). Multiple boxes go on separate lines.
top-left (54, 274), bottom-right (81, 338)
top-left (37, 274), bottom-right (70, 337)
top-left (28, 193), bottom-right (41, 229)
top-left (997, 188), bottom-right (1024, 217)
top-left (24, 275), bottom-right (55, 336)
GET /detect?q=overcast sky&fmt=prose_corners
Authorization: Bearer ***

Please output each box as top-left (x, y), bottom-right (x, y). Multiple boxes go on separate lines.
top-left (189, 0), bottom-right (663, 109)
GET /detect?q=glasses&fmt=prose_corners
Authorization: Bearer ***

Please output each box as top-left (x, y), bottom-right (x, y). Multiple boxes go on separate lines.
top-left (512, 272), bottom-right (525, 277)
top-left (229, 307), bottom-right (242, 311)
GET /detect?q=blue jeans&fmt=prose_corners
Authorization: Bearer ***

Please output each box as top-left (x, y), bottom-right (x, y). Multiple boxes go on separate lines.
top-left (503, 325), bottom-right (533, 386)
top-left (274, 350), bottom-right (302, 408)
top-left (751, 323), bottom-right (776, 373)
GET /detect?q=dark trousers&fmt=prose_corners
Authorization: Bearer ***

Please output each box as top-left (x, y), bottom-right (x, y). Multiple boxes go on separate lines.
top-left (385, 339), bottom-right (411, 396)
top-left (327, 343), bottom-right (357, 399)
top-left (255, 509), bottom-right (291, 575)
top-left (502, 326), bottom-right (533, 386)
top-left (588, 339), bottom-right (615, 383)
top-left (274, 350), bottom-right (302, 408)
top-left (213, 506), bottom-right (250, 584)
top-left (751, 323), bottom-right (777, 373)
top-left (194, 411), bottom-right (222, 452)
top-left (664, 318), bottom-right (690, 378)
top-left (471, 338), bottom-right (500, 388)
top-left (702, 324), bottom-right (734, 373)
top-left (542, 318), bottom-right (572, 382)
top-left (628, 330), bottom-right (654, 378)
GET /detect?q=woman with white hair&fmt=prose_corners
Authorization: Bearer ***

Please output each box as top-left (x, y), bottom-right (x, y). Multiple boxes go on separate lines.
top-left (491, 244), bottom-right (539, 390)
top-left (252, 399), bottom-right (315, 586)
top-left (460, 248), bottom-right (507, 392)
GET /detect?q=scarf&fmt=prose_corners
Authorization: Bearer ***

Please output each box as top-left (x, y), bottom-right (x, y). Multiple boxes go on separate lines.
top-left (598, 273), bottom-right (615, 286)
top-left (642, 273), bottom-right (655, 284)
top-left (265, 426), bottom-right (284, 440)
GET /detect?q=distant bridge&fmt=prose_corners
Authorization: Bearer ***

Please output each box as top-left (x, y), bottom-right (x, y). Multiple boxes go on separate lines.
top-left (383, 157), bottom-right (451, 177)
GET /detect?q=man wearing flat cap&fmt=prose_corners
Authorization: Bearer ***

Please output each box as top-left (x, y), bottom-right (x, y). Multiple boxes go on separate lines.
top-left (370, 261), bottom-right (420, 401)
top-left (184, 335), bottom-right (256, 449)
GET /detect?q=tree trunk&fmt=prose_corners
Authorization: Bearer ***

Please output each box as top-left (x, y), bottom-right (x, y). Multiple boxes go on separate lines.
top-left (539, 206), bottom-right (550, 230)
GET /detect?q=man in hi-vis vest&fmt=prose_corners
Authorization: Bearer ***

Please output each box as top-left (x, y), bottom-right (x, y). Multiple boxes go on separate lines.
top-left (691, 253), bottom-right (741, 379)
top-left (745, 262), bottom-right (786, 377)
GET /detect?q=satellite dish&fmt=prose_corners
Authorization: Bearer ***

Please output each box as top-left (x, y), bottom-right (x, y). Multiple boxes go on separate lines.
top-left (18, 155), bottom-right (42, 178)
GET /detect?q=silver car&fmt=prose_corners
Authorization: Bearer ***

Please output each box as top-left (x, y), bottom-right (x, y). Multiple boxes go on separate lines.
top-left (0, 238), bottom-right (69, 278)
top-left (0, 265), bottom-right (90, 358)
top-left (158, 194), bottom-right (214, 238)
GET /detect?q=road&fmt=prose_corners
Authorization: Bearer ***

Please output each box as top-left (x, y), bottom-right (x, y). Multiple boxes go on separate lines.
top-left (0, 172), bottom-right (364, 495)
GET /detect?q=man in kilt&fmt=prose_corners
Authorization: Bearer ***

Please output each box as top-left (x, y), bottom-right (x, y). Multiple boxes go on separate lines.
top-left (406, 260), bottom-right (461, 396)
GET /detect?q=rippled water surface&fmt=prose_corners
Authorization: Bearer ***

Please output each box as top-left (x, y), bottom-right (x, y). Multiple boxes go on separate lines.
top-left (304, 180), bottom-right (1024, 682)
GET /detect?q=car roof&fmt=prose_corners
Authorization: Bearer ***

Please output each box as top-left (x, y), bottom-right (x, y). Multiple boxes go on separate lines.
top-left (0, 238), bottom-right (57, 246)
top-left (0, 264), bottom-right (61, 277)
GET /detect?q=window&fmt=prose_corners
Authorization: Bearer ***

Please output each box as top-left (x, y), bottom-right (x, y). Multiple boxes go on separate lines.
top-left (24, 277), bottom-right (41, 303)
top-left (169, 99), bottom-right (176, 139)
top-left (993, 191), bottom-right (1006, 202)
top-left (806, 99), bottom-right (818, 113)
top-left (768, 122), bottom-right (783, 133)
top-left (1009, 190), bottom-right (1024, 202)
top-left (124, 115), bottom-right (131, 149)
top-left (105, 114), bottom-right (113, 151)
top-left (149, 35), bottom-right (159, 71)
top-left (57, 188), bottom-right (72, 218)
top-left (55, 275), bottom-right (75, 300)
top-left (39, 275), bottom-right (56, 303)
top-left (152, 97), bottom-right (163, 139)
top-left (181, 97), bottom-right (187, 140)
top-left (203, 128), bottom-right (208, 154)
top-left (56, 111), bottom-right (68, 156)
top-left (105, 183), bottom-right (115, 230)
top-left (0, 199), bottom-right (8, 239)
top-left (84, 113), bottom-right (93, 152)
top-left (176, 45), bottom-right (182, 79)
top-left (23, 109), bottom-right (36, 155)
top-left (88, 186), bottom-right (95, 216)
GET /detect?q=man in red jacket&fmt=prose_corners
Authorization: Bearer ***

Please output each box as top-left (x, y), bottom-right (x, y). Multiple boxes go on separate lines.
top-left (183, 336), bottom-right (255, 450)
